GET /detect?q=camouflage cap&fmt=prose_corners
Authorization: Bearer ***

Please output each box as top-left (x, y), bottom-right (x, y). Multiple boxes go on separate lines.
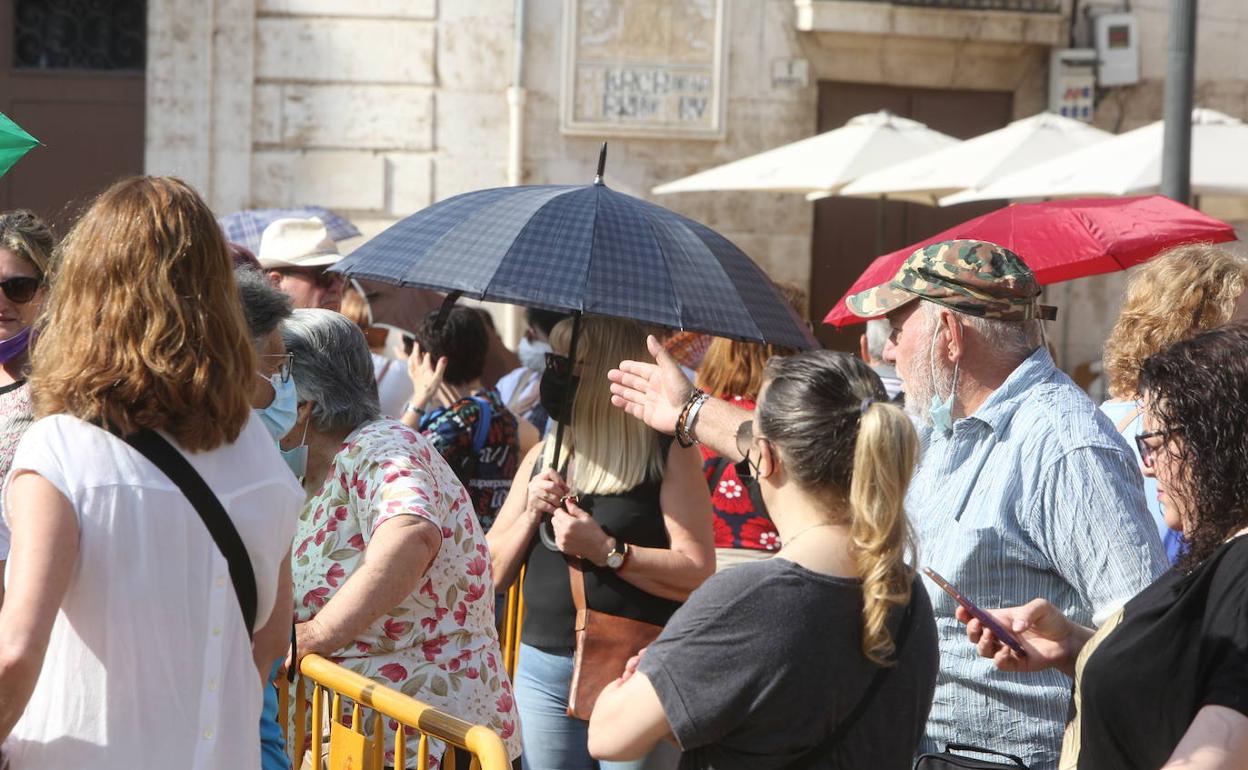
top-left (846, 239), bottom-right (1058, 322)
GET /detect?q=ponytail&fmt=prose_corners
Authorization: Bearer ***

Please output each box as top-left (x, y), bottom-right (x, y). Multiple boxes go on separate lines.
top-left (849, 401), bottom-right (918, 665)
top-left (757, 351), bottom-right (921, 665)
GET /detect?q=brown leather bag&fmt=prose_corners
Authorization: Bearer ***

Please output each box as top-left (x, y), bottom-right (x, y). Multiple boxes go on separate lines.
top-left (565, 558), bottom-right (663, 720)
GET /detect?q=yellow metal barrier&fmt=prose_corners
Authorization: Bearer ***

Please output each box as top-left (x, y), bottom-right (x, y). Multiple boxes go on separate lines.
top-left (499, 565), bottom-right (526, 678)
top-left (279, 654), bottom-right (511, 770)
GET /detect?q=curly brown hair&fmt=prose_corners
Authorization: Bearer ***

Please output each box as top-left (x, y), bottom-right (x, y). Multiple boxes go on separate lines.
top-left (1139, 322), bottom-right (1248, 569)
top-left (30, 177), bottom-right (254, 451)
top-left (1103, 244), bottom-right (1248, 399)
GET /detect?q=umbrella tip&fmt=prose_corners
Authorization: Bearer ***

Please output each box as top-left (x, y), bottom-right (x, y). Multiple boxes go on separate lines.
top-left (594, 142), bottom-right (608, 186)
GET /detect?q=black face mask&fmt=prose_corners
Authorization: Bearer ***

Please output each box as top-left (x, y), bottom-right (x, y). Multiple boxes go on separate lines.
top-left (539, 352), bottom-right (580, 425)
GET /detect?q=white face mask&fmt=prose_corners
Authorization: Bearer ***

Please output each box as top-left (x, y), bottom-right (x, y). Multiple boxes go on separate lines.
top-left (518, 337), bottom-right (551, 372)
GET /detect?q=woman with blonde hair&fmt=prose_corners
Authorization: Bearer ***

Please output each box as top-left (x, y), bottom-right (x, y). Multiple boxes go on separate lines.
top-left (487, 316), bottom-right (715, 770)
top-left (0, 177), bottom-right (303, 768)
top-left (1100, 243), bottom-right (1248, 563)
top-left (591, 349), bottom-right (938, 769)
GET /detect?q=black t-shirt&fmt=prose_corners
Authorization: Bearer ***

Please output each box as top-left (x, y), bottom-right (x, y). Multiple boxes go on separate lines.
top-left (1068, 535), bottom-right (1248, 769)
top-left (638, 558), bottom-right (939, 770)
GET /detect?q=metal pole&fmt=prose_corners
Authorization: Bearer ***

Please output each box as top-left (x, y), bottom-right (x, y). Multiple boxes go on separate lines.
top-left (502, 0), bottom-right (529, 349)
top-left (1160, 0), bottom-right (1198, 204)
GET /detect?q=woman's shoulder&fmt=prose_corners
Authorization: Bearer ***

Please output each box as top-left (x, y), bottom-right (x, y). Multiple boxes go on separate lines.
top-left (349, 418), bottom-right (425, 450)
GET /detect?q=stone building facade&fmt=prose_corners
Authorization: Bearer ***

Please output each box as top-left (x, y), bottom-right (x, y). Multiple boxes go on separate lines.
top-left (142, 0), bottom-right (1248, 385)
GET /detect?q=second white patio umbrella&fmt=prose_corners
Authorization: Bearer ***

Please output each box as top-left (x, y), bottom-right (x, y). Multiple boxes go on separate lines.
top-left (833, 112), bottom-right (1112, 205)
top-left (652, 110), bottom-right (957, 196)
top-left (942, 108), bottom-right (1248, 205)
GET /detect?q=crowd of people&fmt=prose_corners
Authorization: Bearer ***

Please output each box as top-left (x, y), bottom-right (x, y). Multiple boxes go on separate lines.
top-left (0, 174), bottom-right (1245, 770)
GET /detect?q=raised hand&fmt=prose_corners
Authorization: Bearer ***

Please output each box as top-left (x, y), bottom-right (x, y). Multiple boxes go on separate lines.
top-left (405, 341), bottom-right (447, 412)
top-left (607, 335), bottom-right (693, 436)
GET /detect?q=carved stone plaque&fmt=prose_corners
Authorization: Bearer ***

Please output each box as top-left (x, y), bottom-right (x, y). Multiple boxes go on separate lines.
top-left (561, 0), bottom-right (727, 139)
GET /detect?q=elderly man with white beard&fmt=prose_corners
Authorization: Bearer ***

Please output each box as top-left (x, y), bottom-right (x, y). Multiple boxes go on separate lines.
top-left (606, 240), bottom-right (1165, 770)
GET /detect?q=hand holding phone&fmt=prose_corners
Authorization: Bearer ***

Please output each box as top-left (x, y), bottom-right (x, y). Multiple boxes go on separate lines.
top-left (923, 567), bottom-right (1028, 658)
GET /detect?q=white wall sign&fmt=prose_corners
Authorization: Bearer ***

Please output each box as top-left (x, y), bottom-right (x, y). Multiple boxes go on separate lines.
top-left (561, 0), bottom-right (728, 139)
top-left (770, 58), bottom-right (809, 90)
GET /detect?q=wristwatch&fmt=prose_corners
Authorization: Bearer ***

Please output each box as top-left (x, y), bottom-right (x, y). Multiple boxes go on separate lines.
top-left (605, 540), bottom-right (629, 570)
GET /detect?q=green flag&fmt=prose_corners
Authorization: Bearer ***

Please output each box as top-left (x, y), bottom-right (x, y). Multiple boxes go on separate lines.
top-left (0, 113), bottom-right (39, 179)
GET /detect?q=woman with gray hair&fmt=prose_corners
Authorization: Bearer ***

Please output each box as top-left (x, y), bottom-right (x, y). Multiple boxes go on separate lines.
top-left (280, 308), bottom-right (522, 768)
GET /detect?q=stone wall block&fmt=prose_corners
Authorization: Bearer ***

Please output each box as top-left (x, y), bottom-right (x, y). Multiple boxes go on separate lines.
top-left (386, 153), bottom-right (434, 215)
top-left (436, 91), bottom-right (509, 160)
top-left (280, 85), bottom-right (434, 150)
top-left (436, 17), bottom-right (513, 92)
top-left (251, 149), bottom-right (385, 210)
top-left (433, 157), bottom-right (506, 202)
top-left (259, 0), bottom-right (435, 17)
top-left (253, 84), bottom-right (283, 144)
top-left (256, 18), bottom-right (434, 84)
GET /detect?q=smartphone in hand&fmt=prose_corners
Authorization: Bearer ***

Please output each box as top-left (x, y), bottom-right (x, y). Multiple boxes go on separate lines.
top-left (922, 567), bottom-right (1028, 658)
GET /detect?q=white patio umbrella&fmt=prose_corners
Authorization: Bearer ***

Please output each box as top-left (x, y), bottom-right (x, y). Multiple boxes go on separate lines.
top-left (942, 108), bottom-right (1248, 205)
top-left (651, 110), bottom-right (957, 196)
top-left (833, 112), bottom-right (1112, 205)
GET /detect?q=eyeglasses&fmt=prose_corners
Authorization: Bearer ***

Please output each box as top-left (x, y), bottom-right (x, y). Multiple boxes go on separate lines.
top-left (734, 420), bottom-right (764, 481)
top-left (0, 276), bottom-right (41, 304)
top-left (1135, 429), bottom-right (1174, 469)
top-left (261, 352), bottom-right (295, 383)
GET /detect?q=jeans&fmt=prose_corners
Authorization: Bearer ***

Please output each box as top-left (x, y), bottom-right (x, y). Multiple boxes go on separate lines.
top-left (514, 644), bottom-right (679, 770)
top-left (260, 657), bottom-right (290, 770)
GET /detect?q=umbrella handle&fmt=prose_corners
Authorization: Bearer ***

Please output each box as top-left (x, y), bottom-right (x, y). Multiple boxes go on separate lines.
top-left (539, 515), bottom-right (560, 552)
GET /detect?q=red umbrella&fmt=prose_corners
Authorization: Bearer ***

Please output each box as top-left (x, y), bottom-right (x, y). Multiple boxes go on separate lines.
top-left (823, 195), bottom-right (1237, 327)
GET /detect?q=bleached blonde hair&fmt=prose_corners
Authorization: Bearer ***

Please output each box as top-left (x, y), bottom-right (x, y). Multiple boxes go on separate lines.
top-left (542, 316), bottom-right (664, 495)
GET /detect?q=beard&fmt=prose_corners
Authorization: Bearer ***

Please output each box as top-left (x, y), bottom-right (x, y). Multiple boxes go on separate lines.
top-left (899, 321), bottom-right (956, 427)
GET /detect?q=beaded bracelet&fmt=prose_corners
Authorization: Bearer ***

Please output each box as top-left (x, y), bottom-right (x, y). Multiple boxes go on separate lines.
top-left (675, 388), bottom-right (708, 448)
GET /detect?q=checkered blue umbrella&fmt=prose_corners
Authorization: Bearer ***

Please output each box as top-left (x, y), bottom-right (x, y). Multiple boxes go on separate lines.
top-left (218, 206), bottom-right (361, 252)
top-left (332, 170), bottom-right (816, 350)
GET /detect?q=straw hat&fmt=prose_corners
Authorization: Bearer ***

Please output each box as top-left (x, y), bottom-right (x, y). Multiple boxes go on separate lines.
top-left (257, 217), bottom-right (341, 269)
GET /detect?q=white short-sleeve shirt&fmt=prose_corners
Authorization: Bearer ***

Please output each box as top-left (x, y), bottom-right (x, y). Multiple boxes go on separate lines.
top-left (1, 412), bottom-right (303, 770)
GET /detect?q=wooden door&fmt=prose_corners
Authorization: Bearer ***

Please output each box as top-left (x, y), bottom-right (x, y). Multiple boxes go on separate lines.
top-left (0, 0), bottom-right (146, 235)
top-left (809, 82), bottom-right (1014, 351)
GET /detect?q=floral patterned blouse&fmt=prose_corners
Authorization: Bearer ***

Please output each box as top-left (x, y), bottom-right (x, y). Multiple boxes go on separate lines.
top-left (699, 396), bottom-right (780, 552)
top-left (0, 379), bottom-right (34, 558)
top-left (291, 419), bottom-right (521, 767)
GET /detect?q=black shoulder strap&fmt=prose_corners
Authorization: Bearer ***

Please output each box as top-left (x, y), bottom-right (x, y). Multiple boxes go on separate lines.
top-left (113, 426), bottom-right (258, 640)
top-left (786, 582), bottom-right (919, 770)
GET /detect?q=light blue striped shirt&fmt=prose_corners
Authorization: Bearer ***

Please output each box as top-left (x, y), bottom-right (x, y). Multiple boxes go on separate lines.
top-left (911, 348), bottom-right (1166, 770)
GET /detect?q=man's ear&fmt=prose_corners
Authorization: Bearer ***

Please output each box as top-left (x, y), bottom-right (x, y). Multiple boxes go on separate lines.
top-left (940, 309), bottom-right (965, 364)
top-left (266, 270), bottom-right (283, 289)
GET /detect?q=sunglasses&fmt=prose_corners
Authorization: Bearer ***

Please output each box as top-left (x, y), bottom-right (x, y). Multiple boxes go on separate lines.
top-left (0, 276), bottom-right (41, 304)
top-left (734, 420), bottom-right (764, 481)
top-left (545, 352), bottom-right (574, 376)
top-left (261, 352), bottom-right (294, 383)
top-left (1135, 429), bottom-right (1174, 469)
top-left (280, 267), bottom-right (340, 289)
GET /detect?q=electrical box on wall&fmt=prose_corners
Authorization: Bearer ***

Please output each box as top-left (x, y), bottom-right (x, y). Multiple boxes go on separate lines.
top-left (1093, 12), bottom-right (1140, 87)
top-left (1050, 49), bottom-right (1097, 122)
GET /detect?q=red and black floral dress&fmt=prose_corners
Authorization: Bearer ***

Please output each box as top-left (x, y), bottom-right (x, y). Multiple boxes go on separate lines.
top-left (699, 396), bottom-right (780, 553)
